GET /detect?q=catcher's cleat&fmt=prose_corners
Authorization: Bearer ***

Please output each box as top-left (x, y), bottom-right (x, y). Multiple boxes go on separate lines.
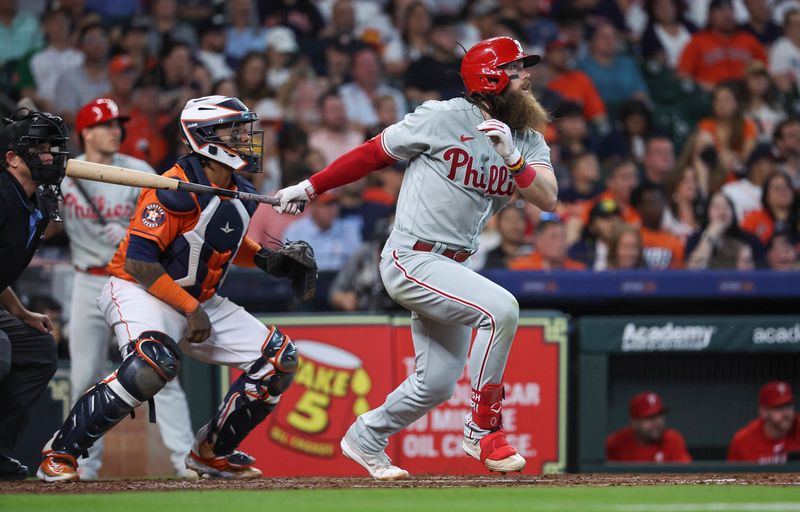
top-left (185, 449), bottom-right (263, 479)
top-left (37, 451), bottom-right (80, 483)
top-left (463, 430), bottom-right (526, 473)
top-left (340, 432), bottom-right (409, 481)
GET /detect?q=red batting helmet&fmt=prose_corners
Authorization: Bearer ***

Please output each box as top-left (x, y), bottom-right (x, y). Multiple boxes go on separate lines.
top-left (75, 98), bottom-right (129, 135)
top-left (461, 37), bottom-right (541, 95)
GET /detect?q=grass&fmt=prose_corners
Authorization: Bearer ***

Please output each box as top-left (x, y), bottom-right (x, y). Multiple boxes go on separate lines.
top-left (3, 486), bottom-right (800, 512)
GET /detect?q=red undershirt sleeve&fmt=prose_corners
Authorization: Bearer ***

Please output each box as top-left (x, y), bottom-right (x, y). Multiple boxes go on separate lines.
top-left (309, 133), bottom-right (397, 195)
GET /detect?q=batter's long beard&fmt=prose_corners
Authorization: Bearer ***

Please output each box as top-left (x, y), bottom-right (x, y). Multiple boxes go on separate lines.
top-left (467, 83), bottom-right (549, 133)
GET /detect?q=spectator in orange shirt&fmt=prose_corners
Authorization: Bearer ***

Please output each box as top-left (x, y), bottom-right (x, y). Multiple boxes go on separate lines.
top-left (544, 35), bottom-right (608, 126)
top-left (632, 183), bottom-right (685, 269)
top-left (677, 0), bottom-right (767, 91)
top-left (582, 159), bottom-right (641, 227)
top-left (119, 71), bottom-right (171, 171)
top-left (607, 391), bottom-right (692, 463)
top-left (508, 218), bottom-right (587, 271)
top-left (728, 381), bottom-right (800, 464)
top-left (742, 171), bottom-right (798, 245)
top-left (697, 83), bottom-right (758, 177)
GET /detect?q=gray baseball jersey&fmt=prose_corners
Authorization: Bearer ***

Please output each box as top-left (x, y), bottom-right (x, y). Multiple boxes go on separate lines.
top-left (61, 153), bottom-right (153, 269)
top-left (345, 98), bottom-right (555, 464)
top-left (382, 97), bottom-right (551, 252)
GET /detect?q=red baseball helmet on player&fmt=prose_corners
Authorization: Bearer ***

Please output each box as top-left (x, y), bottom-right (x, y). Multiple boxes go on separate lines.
top-left (75, 98), bottom-right (129, 136)
top-left (461, 37), bottom-right (541, 95)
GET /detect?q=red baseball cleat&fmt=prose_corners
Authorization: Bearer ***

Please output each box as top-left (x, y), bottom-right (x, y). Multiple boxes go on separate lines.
top-left (463, 430), bottom-right (526, 473)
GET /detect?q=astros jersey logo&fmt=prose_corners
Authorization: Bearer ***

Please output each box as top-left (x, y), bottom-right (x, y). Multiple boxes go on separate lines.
top-left (141, 203), bottom-right (166, 228)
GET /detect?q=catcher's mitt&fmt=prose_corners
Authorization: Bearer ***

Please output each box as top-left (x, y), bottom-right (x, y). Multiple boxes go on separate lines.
top-left (254, 241), bottom-right (318, 302)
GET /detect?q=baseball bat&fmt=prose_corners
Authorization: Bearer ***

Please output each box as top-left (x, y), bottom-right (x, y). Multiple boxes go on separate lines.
top-left (65, 159), bottom-right (305, 211)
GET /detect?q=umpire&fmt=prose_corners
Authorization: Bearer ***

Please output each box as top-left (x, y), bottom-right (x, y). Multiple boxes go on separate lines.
top-left (0, 108), bottom-right (69, 479)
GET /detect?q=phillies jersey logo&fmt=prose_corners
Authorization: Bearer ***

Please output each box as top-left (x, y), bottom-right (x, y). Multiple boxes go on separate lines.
top-left (141, 203), bottom-right (166, 228)
top-left (443, 147), bottom-right (514, 197)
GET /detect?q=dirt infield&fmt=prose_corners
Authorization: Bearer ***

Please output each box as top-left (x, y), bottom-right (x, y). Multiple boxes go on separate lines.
top-left (2, 473), bottom-right (799, 494)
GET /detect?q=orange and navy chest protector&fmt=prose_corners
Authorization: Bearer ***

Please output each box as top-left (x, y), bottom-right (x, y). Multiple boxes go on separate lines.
top-left (108, 155), bottom-right (258, 302)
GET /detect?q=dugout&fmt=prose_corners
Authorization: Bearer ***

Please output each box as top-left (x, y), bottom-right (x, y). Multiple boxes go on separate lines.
top-left (576, 315), bottom-right (800, 472)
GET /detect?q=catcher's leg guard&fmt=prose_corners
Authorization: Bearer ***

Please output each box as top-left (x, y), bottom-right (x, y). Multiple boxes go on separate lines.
top-left (188, 326), bottom-right (297, 478)
top-left (38, 332), bottom-right (179, 482)
top-left (462, 384), bottom-right (526, 473)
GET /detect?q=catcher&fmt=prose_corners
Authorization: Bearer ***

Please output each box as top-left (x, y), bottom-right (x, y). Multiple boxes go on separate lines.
top-left (38, 96), bottom-right (317, 482)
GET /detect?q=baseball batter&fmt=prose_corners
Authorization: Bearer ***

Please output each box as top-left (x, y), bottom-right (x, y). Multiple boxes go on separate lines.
top-left (274, 37), bottom-right (557, 479)
top-left (38, 96), bottom-right (317, 482)
top-left (59, 98), bottom-right (195, 479)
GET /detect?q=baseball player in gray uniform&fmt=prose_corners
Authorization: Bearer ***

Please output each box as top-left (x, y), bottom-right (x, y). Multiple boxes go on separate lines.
top-left (60, 98), bottom-right (194, 479)
top-left (274, 37), bottom-right (557, 479)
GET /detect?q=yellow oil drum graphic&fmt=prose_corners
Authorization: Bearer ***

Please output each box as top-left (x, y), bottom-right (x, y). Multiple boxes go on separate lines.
top-left (268, 340), bottom-right (372, 457)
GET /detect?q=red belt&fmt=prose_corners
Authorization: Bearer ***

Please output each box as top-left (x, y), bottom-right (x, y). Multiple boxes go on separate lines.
top-left (412, 241), bottom-right (473, 263)
top-left (77, 266), bottom-right (110, 276)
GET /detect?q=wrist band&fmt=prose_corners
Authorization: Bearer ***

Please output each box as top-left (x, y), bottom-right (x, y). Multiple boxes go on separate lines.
top-left (510, 163), bottom-right (537, 188)
top-left (507, 156), bottom-right (526, 174)
top-left (148, 274), bottom-right (199, 315)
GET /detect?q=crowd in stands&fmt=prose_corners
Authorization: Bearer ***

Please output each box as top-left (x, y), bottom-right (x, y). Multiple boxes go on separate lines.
top-left (3, 0), bottom-right (800, 317)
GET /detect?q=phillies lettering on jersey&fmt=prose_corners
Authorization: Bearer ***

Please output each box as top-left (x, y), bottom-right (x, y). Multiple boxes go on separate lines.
top-left (443, 147), bottom-right (515, 197)
top-left (381, 97), bottom-right (552, 252)
top-left (61, 153), bottom-right (155, 269)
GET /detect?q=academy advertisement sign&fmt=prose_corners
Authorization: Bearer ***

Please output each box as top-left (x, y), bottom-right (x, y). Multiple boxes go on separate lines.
top-left (580, 316), bottom-right (800, 353)
top-left (233, 314), bottom-right (567, 476)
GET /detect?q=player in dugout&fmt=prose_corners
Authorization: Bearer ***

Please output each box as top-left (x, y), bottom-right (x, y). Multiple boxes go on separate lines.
top-left (728, 380), bottom-right (800, 464)
top-left (606, 391), bottom-right (692, 463)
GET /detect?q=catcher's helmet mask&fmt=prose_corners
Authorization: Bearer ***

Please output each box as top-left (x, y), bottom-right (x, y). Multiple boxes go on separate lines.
top-left (180, 96), bottom-right (265, 173)
top-left (0, 108), bottom-right (70, 220)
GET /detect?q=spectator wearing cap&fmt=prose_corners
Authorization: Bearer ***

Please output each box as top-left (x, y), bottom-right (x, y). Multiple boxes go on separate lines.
top-left (729, 381), bottom-right (800, 464)
top-left (638, 0), bottom-right (695, 70)
top-left (765, 232), bottom-right (799, 270)
top-left (722, 143), bottom-right (777, 220)
top-left (119, 71), bottom-right (171, 170)
top-left (517, 0), bottom-right (559, 49)
top-left (633, 183), bottom-right (685, 269)
top-left (606, 391), bottom-right (692, 463)
top-left (116, 17), bottom-right (151, 72)
top-left (309, 92), bottom-right (365, 167)
top-left (685, 192), bottom-right (764, 269)
top-left (53, 22), bottom-right (111, 125)
top-left (739, 0), bottom-right (782, 46)
top-left (770, 9), bottom-right (800, 94)
top-left (144, 0), bottom-right (197, 58)
top-left (576, 21), bottom-right (649, 116)
top-left (284, 193), bottom-right (363, 272)
top-left (544, 36), bottom-right (608, 127)
top-left (640, 134), bottom-right (676, 188)
top-left (742, 61), bottom-right (787, 144)
top-left (482, 205), bottom-right (533, 270)
top-left (106, 55), bottom-right (139, 116)
top-left (338, 46), bottom-right (408, 129)
top-left (582, 159), bottom-right (642, 227)
top-left (21, 8), bottom-right (83, 113)
top-left (508, 218), bottom-right (587, 271)
top-left (197, 17), bottom-right (233, 82)
top-left (677, 0), bottom-right (767, 91)
top-left (266, 26), bottom-right (300, 91)
top-left (0, 0), bottom-right (43, 66)
top-left (569, 198), bottom-right (623, 270)
top-left (403, 15), bottom-right (463, 107)
top-left (226, 0), bottom-right (267, 65)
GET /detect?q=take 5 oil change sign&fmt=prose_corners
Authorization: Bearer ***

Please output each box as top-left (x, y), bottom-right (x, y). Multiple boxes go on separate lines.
top-left (232, 315), bottom-right (566, 476)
